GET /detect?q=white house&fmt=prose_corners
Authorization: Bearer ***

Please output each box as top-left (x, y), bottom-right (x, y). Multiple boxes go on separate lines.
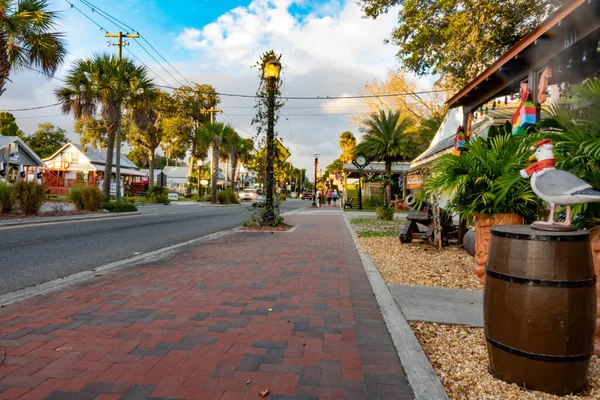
top-left (42, 143), bottom-right (143, 195)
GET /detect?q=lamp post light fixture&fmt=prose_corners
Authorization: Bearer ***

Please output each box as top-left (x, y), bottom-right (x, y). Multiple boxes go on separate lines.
top-left (312, 151), bottom-right (319, 207)
top-left (262, 58), bottom-right (282, 225)
top-left (352, 154), bottom-right (369, 210)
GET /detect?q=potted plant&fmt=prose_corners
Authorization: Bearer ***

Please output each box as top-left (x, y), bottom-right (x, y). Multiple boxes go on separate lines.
top-left (422, 132), bottom-right (545, 283)
top-left (540, 78), bottom-right (600, 353)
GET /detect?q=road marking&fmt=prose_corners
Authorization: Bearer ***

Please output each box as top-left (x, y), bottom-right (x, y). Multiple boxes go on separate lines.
top-left (0, 213), bottom-right (145, 230)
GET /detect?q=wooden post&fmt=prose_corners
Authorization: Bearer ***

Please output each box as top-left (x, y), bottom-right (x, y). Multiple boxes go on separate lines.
top-left (529, 70), bottom-right (541, 123)
top-left (458, 217), bottom-right (467, 245)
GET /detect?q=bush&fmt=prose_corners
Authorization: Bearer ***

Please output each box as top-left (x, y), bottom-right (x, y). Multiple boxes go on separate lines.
top-left (12, 181), bottom-right (45, 215)
top-left (102, 201), bottom-right (138, 212)
top-left (279, 194), bottom-right (287, 201)
top-left (69, 188), bottom-right (84, 210)
top-left (194, 194), bottom-right (211, 202)
top-left (376, 206), bottom-right (394, 221)
top-left (70, 187), bottom-right (104, 211)
top-left (152, 194), bottom-right (170, 204)
top-left (147, 185), bottom-right (168, 197)
top-left (217, 190), bottom-right (239, 204)
top-left (364, 196), bottom-right (384, 208)
top-left (0, 184), bottom-right (14, 213)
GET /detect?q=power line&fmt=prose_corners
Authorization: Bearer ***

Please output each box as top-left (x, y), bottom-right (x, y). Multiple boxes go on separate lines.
top-left (66, 0), bottom-right (108, 33)
top-left (223, 112), bottom-right (366, 117)
top-left (0, 104), bottom-right (61, 112)
top-left (78, 0), bottom-right (191, 86)
top-left (124, 47), bottom-right (173, 88)
top-left (215, 89), bottom-right (445, 100)
top-left (132, 41), bottom-right (184, 87)
top-left (15, 63), bottom-right (67, 83)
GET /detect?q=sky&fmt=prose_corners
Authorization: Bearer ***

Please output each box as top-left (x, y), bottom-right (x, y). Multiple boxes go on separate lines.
top-left (0, 0), bottom-right (413, 174)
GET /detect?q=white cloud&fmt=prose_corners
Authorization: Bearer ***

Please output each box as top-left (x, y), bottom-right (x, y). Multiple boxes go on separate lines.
top-left (175, 0), bottom-right (401, 172)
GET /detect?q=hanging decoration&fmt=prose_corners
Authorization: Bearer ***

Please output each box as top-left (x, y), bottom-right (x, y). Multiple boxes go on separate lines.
top-left (492, 101), bottom-right (496, 110)
top-left (512, 84), bottom-right (536, 136)
top-left (452, 125), bottom-right (467, 156)
top-left (504, 96), bottom-right (508, 105)
top-left (484, 106), bottom-right (489, 114)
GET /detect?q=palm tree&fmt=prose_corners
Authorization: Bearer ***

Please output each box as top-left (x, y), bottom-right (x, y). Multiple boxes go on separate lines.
top-left (233, 138), bottom-right (253, 190)
top-left (0, 0), bottom-right (67, 97)
top-left (55, 54), bottom-right (155, 199)
top-left (356, 110), bottom-right (416, 204)
top-left (339, 131), bottom-right (356, 163)
top-left (198, 122), bottom-right (235, 203)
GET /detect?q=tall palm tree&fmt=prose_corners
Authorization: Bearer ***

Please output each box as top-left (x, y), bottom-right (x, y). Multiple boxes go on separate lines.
top-left (339, 131), bottom-right (356, 163)
top-left (198, 122), bottom-right (235, 203)
top-left (0, 0), bottom-right (67, 97)
top-left (356, 110), bottom-right (416, 204)
top-left (55, 54), bottom-right (155, 199)
top-left (233, 138), bottom-right (253, 190)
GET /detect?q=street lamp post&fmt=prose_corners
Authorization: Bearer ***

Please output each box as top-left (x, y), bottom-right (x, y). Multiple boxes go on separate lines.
top-left (352, 154), bottom-right (369, 210)
top-left (262, 58), bottom-right (281, 225)
top-left (312, 151), bottom-right (319, 207)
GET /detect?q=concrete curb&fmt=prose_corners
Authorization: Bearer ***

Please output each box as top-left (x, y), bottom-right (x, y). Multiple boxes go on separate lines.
top-left (342, 214), bottom-right (449, 400)
top-left (0, 228), bottom-right (235, 307)
top-left (0, 212), bottom-right (142, 228)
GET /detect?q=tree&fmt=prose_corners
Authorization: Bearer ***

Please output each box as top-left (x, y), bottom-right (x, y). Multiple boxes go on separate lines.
top-left (20, 122), bottom-right (68, 158)
top-left (356, 110), bottom-right (416, 204)
top-left (55, 54), bottom-right (155, 200)
top-left (127, 90), bottom-right (174, 185)
top-left (0, 0), bottom-right (67, 97)
top-left (0, 112), bottom-right (22, 136)
top-left (359, 0), bottom-right (561, 89)
top-left (324, 158), bottom-right (344, 182)
top-left (232, 138), bottom-right (254, 190)
top-left (171, 83), bottom-right (219, 188)
top-left (339, 131), bottom-right (356, 163)
top-left (197, 122), bottom-right (235, 203)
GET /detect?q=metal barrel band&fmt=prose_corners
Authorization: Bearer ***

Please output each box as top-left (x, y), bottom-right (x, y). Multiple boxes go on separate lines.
top-left (486, 335), bottom-right (592, 363)
top-left (485, 268), bottom-right (597, 288)
top-left (490, 229), bottom-right (589, 242)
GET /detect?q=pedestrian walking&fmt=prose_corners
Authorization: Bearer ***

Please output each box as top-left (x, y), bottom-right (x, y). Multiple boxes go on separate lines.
top-left (326, 189), bottom-right (333, 206)
top-left (316, 189), bottom-right (322, 207)
top-left (332, 189), bottom-right (339, 206)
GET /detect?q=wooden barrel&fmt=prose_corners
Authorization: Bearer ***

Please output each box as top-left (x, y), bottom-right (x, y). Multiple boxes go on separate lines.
top-left (485, 225), bottom-right (596, 396)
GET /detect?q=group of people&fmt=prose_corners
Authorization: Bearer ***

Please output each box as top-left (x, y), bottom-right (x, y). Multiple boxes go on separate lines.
top-left (315, 188), bottom-right (339, 208)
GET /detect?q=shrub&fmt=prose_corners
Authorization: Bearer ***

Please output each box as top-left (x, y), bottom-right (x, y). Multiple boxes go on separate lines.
top-left (69, 188), bottom-right (84, 210)
top-left (279, 194), bottom-right (287, 201)
top-left (81, 187), bottom-right (104, 211)
top-left (12, 181), bottom-right (45, 215)
top-left (102, 201), bottom-right (138, 212)
top-left (70, 187), bottom-right (104, 211)
top-left (376, 205), bottom-right (394, 221)
top-left (216, 191), bottom-right (228, 204)
top-left (0, 184), bottom-right (14, 213)
top-left (364, 196), bottom-right (384, 208)
top-left (152, 194), bottom-right (170, 204)
top-left (226, 190), bottom-right (238, 204)
top-left (147, 185), bottom-right (168, 198)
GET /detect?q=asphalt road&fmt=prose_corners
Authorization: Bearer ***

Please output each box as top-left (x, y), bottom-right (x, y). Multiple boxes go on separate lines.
top-left (0, 199), bottom-right (308, 295)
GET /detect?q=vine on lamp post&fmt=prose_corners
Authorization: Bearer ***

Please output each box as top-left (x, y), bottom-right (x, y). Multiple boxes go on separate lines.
top-left (251, 50), bottom-right (285, 226)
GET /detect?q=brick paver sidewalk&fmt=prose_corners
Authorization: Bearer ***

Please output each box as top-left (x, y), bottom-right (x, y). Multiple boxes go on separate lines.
top-left (0, 214), bottom-right (413, 400)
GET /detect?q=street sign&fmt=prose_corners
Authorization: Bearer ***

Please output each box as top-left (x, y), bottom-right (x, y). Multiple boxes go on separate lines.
top-left (317, 182), bottom-right (324, 191)
top-left (200, 179), bottom-right (209, 185)
top-left (259, 139), bottom-right (291, 161)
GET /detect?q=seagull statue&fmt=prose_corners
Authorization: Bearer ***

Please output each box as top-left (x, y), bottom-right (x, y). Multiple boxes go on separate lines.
top-left (520, 139), bottom-right (600, 226)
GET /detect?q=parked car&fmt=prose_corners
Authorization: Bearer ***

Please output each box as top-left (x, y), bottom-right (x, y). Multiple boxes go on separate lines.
top-left (239, 188), bottom-right (258, 201)
top-left (301, 192), bottom-right (313, 200)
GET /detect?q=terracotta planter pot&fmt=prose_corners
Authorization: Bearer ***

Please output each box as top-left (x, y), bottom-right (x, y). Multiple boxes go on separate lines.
top-left (474, 213), bottom-right (524, 284)
top-left (591, 228), bottom-right (600, 356)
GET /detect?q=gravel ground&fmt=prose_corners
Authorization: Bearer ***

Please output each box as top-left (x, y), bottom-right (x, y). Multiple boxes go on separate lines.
top-left (358, 236), bottom-right (481, 290)
top-left (410, 322), bottom-right (600, 399)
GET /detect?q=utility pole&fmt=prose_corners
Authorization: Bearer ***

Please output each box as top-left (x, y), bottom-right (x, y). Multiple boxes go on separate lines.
top-left (204, 107), bottom-right (222, 202)
top-left (105, 32), bottom-right (139, 201)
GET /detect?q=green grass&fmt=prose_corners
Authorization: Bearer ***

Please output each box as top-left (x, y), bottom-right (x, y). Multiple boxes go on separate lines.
top-left (345, 208), bottom-right (408, 213)
top-left (358, 231), bottom-right (398, 238)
